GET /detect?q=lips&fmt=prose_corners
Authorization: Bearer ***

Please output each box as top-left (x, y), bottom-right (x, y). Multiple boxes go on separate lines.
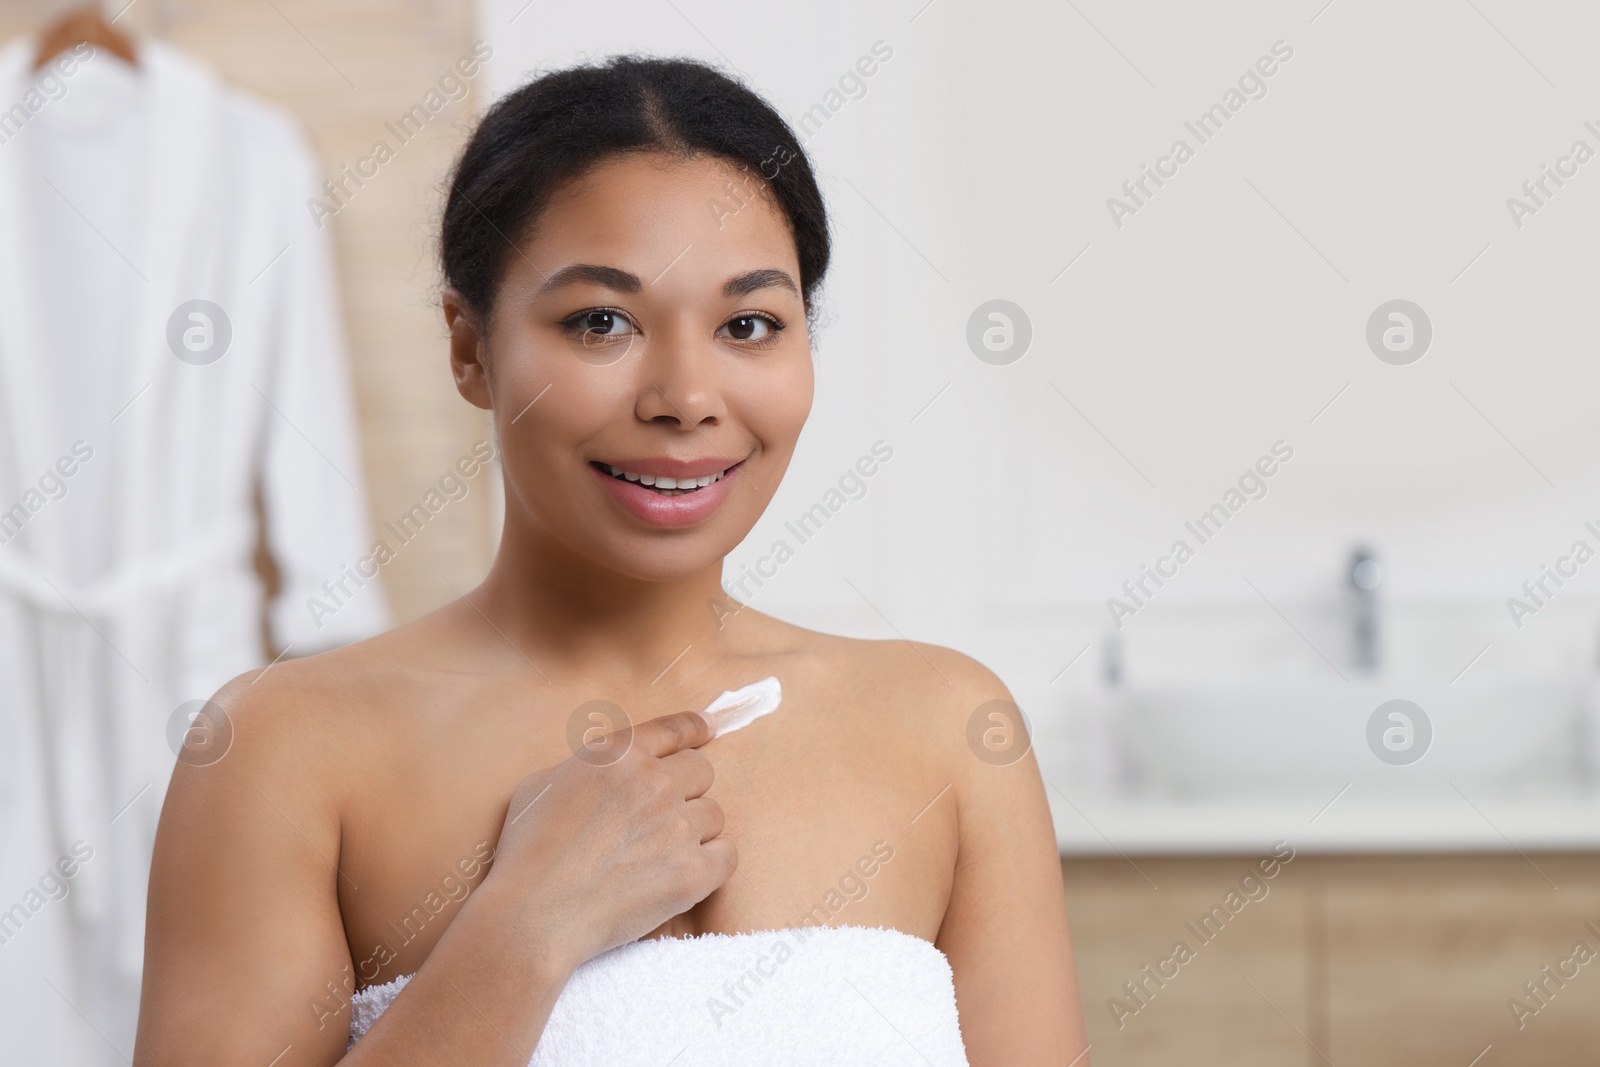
top-left (589, 457), bottom-right (744, 528)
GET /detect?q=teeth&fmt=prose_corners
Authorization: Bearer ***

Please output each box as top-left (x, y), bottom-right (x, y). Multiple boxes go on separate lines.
top-left (605, 463), bottom-right (726, 492)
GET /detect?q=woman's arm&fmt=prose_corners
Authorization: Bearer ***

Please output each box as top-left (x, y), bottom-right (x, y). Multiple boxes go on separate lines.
top-left (133, 668), bottom-right (731, 1066)
top-left (132, 670), bottom-right (580, 1066)
top-left (931, 651), bottom-right (1089, 1066)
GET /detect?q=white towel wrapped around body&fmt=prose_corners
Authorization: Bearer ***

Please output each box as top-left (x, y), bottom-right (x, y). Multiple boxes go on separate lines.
top-left (347, 924), bottom-right (971, 1066)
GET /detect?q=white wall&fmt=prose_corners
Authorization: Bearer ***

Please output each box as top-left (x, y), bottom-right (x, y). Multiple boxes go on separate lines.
top-left (478, 0), bottom-right (1600, 717)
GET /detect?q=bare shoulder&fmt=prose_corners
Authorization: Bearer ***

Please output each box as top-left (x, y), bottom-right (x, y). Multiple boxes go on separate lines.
top-left (209, 633), bottom-right (388, 743)
top-left (742, 610), bottom-right (1015, 761)
top-left (799, 625), bottom-right (1009, 722)
top-left (864, 637), bottom-right (1024, 774)
top-left (187, 608), bottom-right (459, 803)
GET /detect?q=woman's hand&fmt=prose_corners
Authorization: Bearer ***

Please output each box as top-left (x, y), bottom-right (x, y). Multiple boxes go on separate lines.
top-left (486, 708), bottom-right (735, 970)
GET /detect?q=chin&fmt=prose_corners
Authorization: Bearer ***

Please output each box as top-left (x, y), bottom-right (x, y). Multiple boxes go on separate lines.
top-left (595, 536), bottom-right (739, 584)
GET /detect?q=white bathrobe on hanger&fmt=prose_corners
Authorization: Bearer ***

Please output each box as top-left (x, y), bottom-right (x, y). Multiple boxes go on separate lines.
top-left (0, 38), bottom-right (389, 1065)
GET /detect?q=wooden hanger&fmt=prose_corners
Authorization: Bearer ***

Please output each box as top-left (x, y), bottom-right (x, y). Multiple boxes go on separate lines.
top-left (33, 4), bottom-right (139, 70)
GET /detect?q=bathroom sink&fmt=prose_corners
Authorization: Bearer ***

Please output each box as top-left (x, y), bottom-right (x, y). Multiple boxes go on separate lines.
top-left (1112, 678), bottom-right (1586, 799)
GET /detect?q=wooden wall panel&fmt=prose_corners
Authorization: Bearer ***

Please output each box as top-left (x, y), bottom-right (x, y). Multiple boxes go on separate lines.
top-left (1062, 855), bottom-right (1314, 1066)
top-left (1063, 853), bottom-right (1600, 1067)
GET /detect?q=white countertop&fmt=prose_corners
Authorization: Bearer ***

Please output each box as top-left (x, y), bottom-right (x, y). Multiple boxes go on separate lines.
top-left (1048, 786), bottom-right (1600, 855)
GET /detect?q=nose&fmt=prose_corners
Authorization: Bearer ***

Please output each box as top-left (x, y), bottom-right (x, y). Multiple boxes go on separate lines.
top-left (633, 322), bottom-right (725, 429)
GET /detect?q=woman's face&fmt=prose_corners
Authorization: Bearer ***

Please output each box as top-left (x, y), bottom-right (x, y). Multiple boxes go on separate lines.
top-left (450, 151), bottom-right (814, 582)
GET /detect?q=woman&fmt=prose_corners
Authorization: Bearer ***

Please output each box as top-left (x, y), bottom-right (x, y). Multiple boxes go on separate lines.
top-left (133, 55), bottom-right (1086, 1066)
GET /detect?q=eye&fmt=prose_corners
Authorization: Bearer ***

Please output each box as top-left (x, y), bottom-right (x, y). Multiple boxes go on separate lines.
top-left (718, 312), bottom-right (785, 346)
top-left (561, 307), bottom-right (635, 340)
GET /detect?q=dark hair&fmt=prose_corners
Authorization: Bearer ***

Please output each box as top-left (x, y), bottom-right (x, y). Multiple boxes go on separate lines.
top-left (441, 54), bottom-right (831, 329)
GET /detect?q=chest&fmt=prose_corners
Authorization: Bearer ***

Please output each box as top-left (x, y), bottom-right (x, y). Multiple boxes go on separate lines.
top-left (335, 684), bottom-right (958, 989)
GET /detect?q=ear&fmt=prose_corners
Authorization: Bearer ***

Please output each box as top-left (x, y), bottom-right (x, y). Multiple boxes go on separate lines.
top-left (444, 287), bottom-right (492, 410)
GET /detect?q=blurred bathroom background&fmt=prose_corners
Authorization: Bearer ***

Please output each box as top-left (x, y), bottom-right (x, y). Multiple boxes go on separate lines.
top-left (2, 0), bottom-right (1598, 1064)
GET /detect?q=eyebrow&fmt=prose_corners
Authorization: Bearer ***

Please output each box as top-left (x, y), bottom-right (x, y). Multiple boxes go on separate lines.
top-left (537, 263), bottom-right (800, 300)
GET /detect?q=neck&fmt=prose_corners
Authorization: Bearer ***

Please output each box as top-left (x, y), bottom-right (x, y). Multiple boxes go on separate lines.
top-left (467, 507), bottom-right (741, 688)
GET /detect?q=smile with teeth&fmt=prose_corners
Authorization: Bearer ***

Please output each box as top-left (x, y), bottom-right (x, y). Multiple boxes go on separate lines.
top-left (598, 462), bottom-right (729, 496)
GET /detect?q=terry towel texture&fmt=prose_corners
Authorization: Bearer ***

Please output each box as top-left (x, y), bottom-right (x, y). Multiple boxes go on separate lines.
top-left (347, 924), bottom-right (970, 1066)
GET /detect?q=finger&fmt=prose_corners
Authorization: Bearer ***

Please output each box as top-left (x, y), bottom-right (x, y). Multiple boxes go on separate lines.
top-left (658, 747), bottom-right (714, 801)
top-left (633, 709), bottom-right (716, 759)
top-left (679, 796), bottom-right (725, 843)
top-left (699, 834), bottom-right (739, 886)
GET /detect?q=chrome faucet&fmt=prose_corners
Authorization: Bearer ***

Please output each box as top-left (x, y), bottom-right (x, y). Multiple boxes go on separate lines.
top-left (1347, 545), bottom-right (1381, 673)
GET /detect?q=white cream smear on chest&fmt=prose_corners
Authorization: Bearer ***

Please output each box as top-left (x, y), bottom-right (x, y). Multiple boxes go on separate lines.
top-left (697, 676), bottom-right (781, 737)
